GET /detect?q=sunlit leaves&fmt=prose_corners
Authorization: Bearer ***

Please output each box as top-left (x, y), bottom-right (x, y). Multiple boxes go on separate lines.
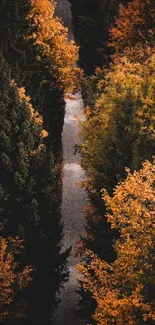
top-left (27, 0), bottom-right (79, 93)
top-left (78, 159), bottom-right (155, 324)
top-left (0, 235), bottom-right (32, 321)
top-left (110, 0), bottom-right (155, 56)
top-left (80, 54), bottom-right (155, 193)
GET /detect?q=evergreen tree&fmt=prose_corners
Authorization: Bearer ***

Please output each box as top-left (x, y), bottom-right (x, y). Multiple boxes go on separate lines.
top-left (0, 0), bottom-right (79, 153)
top-left (69, 0), bottom-right (129, 74)
top-left (0, 55), bottom-right (69, 324)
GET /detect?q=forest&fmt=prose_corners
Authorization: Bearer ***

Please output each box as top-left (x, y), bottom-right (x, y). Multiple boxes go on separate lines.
top-left (0, 0), bottom-right (155, 325)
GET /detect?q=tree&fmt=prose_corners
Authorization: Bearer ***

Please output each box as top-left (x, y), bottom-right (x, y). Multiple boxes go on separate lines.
top-left (0, 55), bottom-right (69, 324)
top-left (81, 54), bottom-right (155, 199)
top-left (78, 54), bottom-right (155, 323)
top-left (26, 0), bottom-right (80, 151)
top-left (77, 1), bottom-right (155, 322)
top-left (0, 0), bottom-right (79, 151)
top-left (69, 0), bottom-right (129, 74)
top-left (78, 159), bottom-right (155, 325)
top-left (0, 0), bottom-right (79, 91)
top-left (0, 235), bottom-right (32, 321)
top-left (0, 53), bottom-right (46, 233)
top-left (110, 0), bottom-right (155, 61)
top-left (27, 0), bottom-right (79, 92)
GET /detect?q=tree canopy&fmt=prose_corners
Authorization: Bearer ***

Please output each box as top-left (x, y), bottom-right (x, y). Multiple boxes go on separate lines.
top-left (0, 235), bottom-right (32, 321)
top-left (27, 0), bottom-right (79, 93)
top-left (81, 54), bottom-right (155, 195)
top-left (77, 0), bottom-right (155, 322)
top-left (78, 159), bottom-right (155, 325)
top-left (0, 54), bottom-right (69, 323)
top-left (110, 0), bottom-right (155, 54)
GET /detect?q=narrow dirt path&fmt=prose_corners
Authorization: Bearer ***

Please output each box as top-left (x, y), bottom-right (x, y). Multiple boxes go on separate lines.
top-left (54, 2), bottom-right (87, 324)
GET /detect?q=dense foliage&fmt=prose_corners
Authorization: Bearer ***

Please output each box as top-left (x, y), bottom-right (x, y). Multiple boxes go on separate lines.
top-left (81, 55), bottom-right (155, 195)
top-left (110, 0), bottom-right (155, 54)
top-left (76, 0), bottom-right (155, 323)
top-left (0, 1), bottom-right (78, 323)
top-left (78, 159), bottom-right (155, 325)
top-left (0, 235), bottom-right (32, 321)
top-left (0, 55), bottom-right (70, 324)
top-left (0, 0), bottom-right (79, 152)
top-left (1, 0), bottom-right (155, 323)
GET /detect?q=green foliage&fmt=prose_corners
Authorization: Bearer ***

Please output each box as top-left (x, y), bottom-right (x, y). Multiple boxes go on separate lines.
top-left (0, 54), bottom-right (42, 230)
top-left (0, 55), bottom-right (69, 323)
top-left (0, 0), bottom-right (78, 151)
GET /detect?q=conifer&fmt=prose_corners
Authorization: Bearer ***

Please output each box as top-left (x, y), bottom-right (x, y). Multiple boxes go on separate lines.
top-left (0, 55), bottom-right (69, 323)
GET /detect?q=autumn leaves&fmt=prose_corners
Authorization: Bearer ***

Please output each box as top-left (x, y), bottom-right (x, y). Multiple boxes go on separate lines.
top-left (76, 0), bottom-right (155, 324)
top-left (78, 160), bottom-right (155, 324)
top-left (0, 0), bottom-right (78, 322)
top-left (27, 0), bottom-right (79, 93)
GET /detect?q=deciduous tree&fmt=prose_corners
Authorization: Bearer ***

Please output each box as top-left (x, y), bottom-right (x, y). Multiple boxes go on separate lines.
top-left (0, 235), bottom-right (32, 321)
top-left (78, 54), bottom-right (155, 323)
top-left (110, 0), bottom-right (155, 61)
top-left (78, 159), bottom-right (155, 325)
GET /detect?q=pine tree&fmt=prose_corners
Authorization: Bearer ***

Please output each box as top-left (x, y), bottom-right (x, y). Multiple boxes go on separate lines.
top-left (0, 55), bottom-right (69, 324)
top-left (69, 0), bottom-right (129, 74)
top-left (0, 0), bottom-right (79, 152)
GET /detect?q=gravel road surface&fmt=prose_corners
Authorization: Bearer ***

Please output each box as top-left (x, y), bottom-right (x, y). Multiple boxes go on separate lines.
top-left (54, 93), bottom-right (87, 325)
top-left (54, 3), bottom-right (87, 324)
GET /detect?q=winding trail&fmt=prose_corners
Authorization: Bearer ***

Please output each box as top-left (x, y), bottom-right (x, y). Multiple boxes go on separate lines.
top-left (54, 1), bottom-right (87, 325)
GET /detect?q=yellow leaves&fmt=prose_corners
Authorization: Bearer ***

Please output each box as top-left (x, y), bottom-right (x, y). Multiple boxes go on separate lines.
top-left (30, 143), bottom-right (44, 156)
top-left (78, 159), bottom-right (155, 324)
top-left (41, 129), bottom-right (48, 138)
top-left (16, 84), bottom-right (49, 137)
top-left (9, 80), bottom-right (48, 156)
top-left (18, 265), bottom-right (33, 290)
top-left (0, 235), bottom-right (33, 320)
top-left (110, 0), bottom-right (155, 54)
top-left (17, 86), bottom-right (29, 101)
top-left (16, 84), bottom-right (41, 124)
top-left (27, 0), bottom-right (79, 93)
top-left (103, 158), bottom-right (155, 234)
top-left (81, 53), bottom-right (155, 189)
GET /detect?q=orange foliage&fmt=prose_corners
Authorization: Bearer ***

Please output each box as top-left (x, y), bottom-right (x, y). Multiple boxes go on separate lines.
top-left (78, 159), bottom-right (155, 324)
top-left (110, 0), bottom-right (155, 54)
top-left (28, 0), bottom-right (80, 93)
top-left (0, 235), bottom-right (33, 320)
